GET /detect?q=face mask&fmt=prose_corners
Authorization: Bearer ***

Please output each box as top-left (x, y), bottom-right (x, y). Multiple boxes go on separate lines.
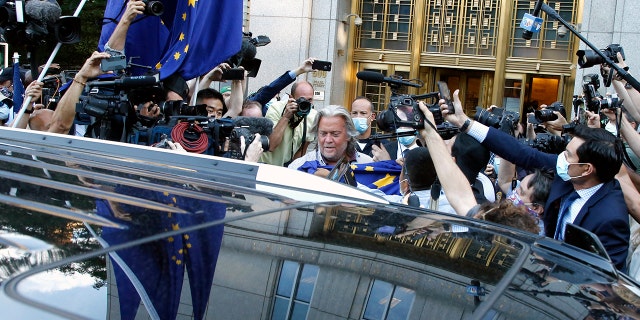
top-left (396, 129), bottom-right (416, 146)
top-left (506, 189), bottom-right (539, 217)
top-left (352, 117), bottom-right (369, 134)
top-left (0, 104), bottom-right (9, 121)
top-left (605, 121), bottom-right (618, 136)
top-left (556, 152), bottom-right (586, 181)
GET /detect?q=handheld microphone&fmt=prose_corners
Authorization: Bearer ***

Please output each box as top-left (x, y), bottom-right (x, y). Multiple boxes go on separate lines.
top-left (520, 0), bottom-right (544, 40)
top-left (356, 71), bottom-right (422, 88)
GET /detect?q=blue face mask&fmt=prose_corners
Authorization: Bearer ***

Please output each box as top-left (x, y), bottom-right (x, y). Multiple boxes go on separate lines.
top-left (398, 134), bottom-right (416, 147)
top-left (352, 117), bottom-right (369, 134)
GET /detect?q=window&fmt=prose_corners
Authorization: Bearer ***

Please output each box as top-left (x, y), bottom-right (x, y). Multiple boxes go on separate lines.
top-left (271, 260), bottom-right (319, 320)
top-left (362, 280), bottom-right (415, 320)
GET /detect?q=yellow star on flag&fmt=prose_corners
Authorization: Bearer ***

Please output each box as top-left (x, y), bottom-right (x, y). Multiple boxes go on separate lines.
top-left (174, 52), bottom-right (181, 60)
top-left (188, 0), bottom-right (197, 7)
top-left (184, 44), bottom-right (189, 53)
top-left (179, 33), bottom-right (185, 41)
top-left (182, 13), bottom-right (187, 21)
top-left (372, 173), bottom-right (396, 188)
top-left (172, 223), bottom-right (180, 230)
top-left (155, 62), bottom-right (162, 70)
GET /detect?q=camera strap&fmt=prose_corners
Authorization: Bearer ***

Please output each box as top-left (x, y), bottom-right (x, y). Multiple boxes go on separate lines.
top-left (429, 178), bottom-right (441, 211)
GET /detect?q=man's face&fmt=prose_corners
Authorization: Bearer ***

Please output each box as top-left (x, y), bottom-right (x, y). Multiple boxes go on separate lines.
top-left (203, 97), bottom-right (224, 119)
top-left (350, 99), bottom-right (373, 121)
top-left (318, 116), bottom-right (350, 165)
top-left (563, 136), bottom-right (589, 179)
top-left (513, 174), bottom-right (543, 214)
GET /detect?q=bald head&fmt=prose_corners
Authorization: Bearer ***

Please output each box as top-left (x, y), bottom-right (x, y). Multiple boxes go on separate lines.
top-left (29, 109), bottom-right (53, 131)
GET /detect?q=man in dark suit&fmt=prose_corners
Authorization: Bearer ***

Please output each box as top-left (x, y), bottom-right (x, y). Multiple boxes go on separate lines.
top-left (440, 89), bottom-right (629, 271)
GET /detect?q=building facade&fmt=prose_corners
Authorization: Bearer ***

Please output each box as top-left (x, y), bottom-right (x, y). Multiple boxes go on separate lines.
top-left (246, 0), bottom-right (590, 125)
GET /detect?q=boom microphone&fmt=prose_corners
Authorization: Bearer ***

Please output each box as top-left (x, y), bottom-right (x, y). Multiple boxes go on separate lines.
top-left (233, 116), bottom-right (273, 136)
top-left (356, 71), bottom-right (422, 88)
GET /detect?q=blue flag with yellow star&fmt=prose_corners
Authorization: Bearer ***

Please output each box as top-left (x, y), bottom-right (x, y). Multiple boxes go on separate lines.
top-left (98, 0), bottom-right (170, 76)
top-left (156, 0), bottom-right (243, 80)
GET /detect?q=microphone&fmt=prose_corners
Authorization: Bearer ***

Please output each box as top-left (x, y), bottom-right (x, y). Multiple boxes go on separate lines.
top-left (233, 116), bottom-right (273, 136)
top-left (356, 71), bottom-right (422, 88)
top-left (521, 0), bottom-right (544, 40)
top-left (90, 76), bottom-right (159, 88)
top-left (25, 0), bottom-right (61, 26)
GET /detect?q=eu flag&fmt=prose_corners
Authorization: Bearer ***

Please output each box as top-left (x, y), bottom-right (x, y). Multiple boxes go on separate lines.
top-left (99, 186), bottom-right (226, 320)
top-left (98, 0), bottom-right (170, 75)
top-left (156, 0), bottom-right (243, 80)
top-left (12, 62), bottom-right (24, 113)
top-left (297, 160), bottom-right (402, 195)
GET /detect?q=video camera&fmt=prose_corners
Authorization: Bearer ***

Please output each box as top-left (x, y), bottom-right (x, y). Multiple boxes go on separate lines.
top-left (152, 116), bottom-right (272, 160)
top-left (223, 32), bottom-right (271, 79)
top-left (356, 71), bottom-right (458, 139)
top-left (0, 0), bottom-right (80, 47)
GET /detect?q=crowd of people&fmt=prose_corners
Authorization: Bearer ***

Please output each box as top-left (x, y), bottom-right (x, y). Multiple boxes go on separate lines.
top-left (3, 0), bottom-right (640, 278)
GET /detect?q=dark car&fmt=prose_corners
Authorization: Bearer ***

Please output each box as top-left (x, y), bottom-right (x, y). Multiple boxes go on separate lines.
top-left (0, 126), bottom-right (639, 320)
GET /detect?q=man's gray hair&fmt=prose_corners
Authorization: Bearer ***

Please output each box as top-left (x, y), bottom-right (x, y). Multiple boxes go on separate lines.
top-left (311, 105), bottom-right (359, 157)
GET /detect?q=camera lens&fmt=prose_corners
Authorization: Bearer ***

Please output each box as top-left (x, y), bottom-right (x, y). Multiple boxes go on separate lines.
top-left (534, 109), bottom-right (558, 122)
top-left (295, 97), bottom-right (312, 117)
top-left (143, 0), bottom-right (164, 16)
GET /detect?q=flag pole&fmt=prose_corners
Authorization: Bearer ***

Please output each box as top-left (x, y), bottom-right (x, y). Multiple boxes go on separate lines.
top-left (12, 0), bottom-right (89, 128)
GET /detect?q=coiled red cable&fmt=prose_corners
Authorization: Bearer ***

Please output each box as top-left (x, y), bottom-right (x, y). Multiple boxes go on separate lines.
top-left (171, 122), bottom-right (209, 154)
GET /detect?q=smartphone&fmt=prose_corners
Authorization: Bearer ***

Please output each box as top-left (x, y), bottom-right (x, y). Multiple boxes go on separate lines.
top-left (100, 55), bottom-right (127, 72)
top-left (221, 68), bottom-right (245, 80)
top-left (437, 81), bottom-right (454, 114)
top-left (311, 60), bottom-right (332, 71)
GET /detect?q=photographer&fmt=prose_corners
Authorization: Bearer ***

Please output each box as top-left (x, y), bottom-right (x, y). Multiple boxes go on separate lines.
top-left (413, 101), bottom-right (539, 233)
top-left (49, 51), bottom-right (111, 134)
top-left (440, 89), bottom-right (629, 271)
top-left (260, 81), bottom-right (317, 167)
top-left (195, 63), bottom-right (244, 118)
top-left (248, 58), bottom-right (317, 116)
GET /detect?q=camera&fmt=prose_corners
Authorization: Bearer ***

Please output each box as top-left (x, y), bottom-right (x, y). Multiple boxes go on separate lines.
top-left (142, 0), bottom-right (164, 16)
top-left (295, 97), bottom-right (312, 117)
top-left (578, 73), bottom-right (622, 113)
top-left (377, 92), bottom-right (458, 138)
top-left (519, 133), bottom-right (570, 155)
top-left (228, 127), bottom-right (270, 160)
top-left (534, 109), bottom-right (558, 123)
top-left (474, 107), bottom-right (520, 135)
top-left (157, 100), bottom-right (208, 123)
top-left (577, 44), bottom-right (624, 69)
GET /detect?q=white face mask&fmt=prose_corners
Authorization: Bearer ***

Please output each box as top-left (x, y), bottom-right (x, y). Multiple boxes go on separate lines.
top-left (605, 121), bottom-right (618, 136)
top-left (0, 104), bottom-right (9, 121)
top-left (556, 151), bottom-right (587, 181)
